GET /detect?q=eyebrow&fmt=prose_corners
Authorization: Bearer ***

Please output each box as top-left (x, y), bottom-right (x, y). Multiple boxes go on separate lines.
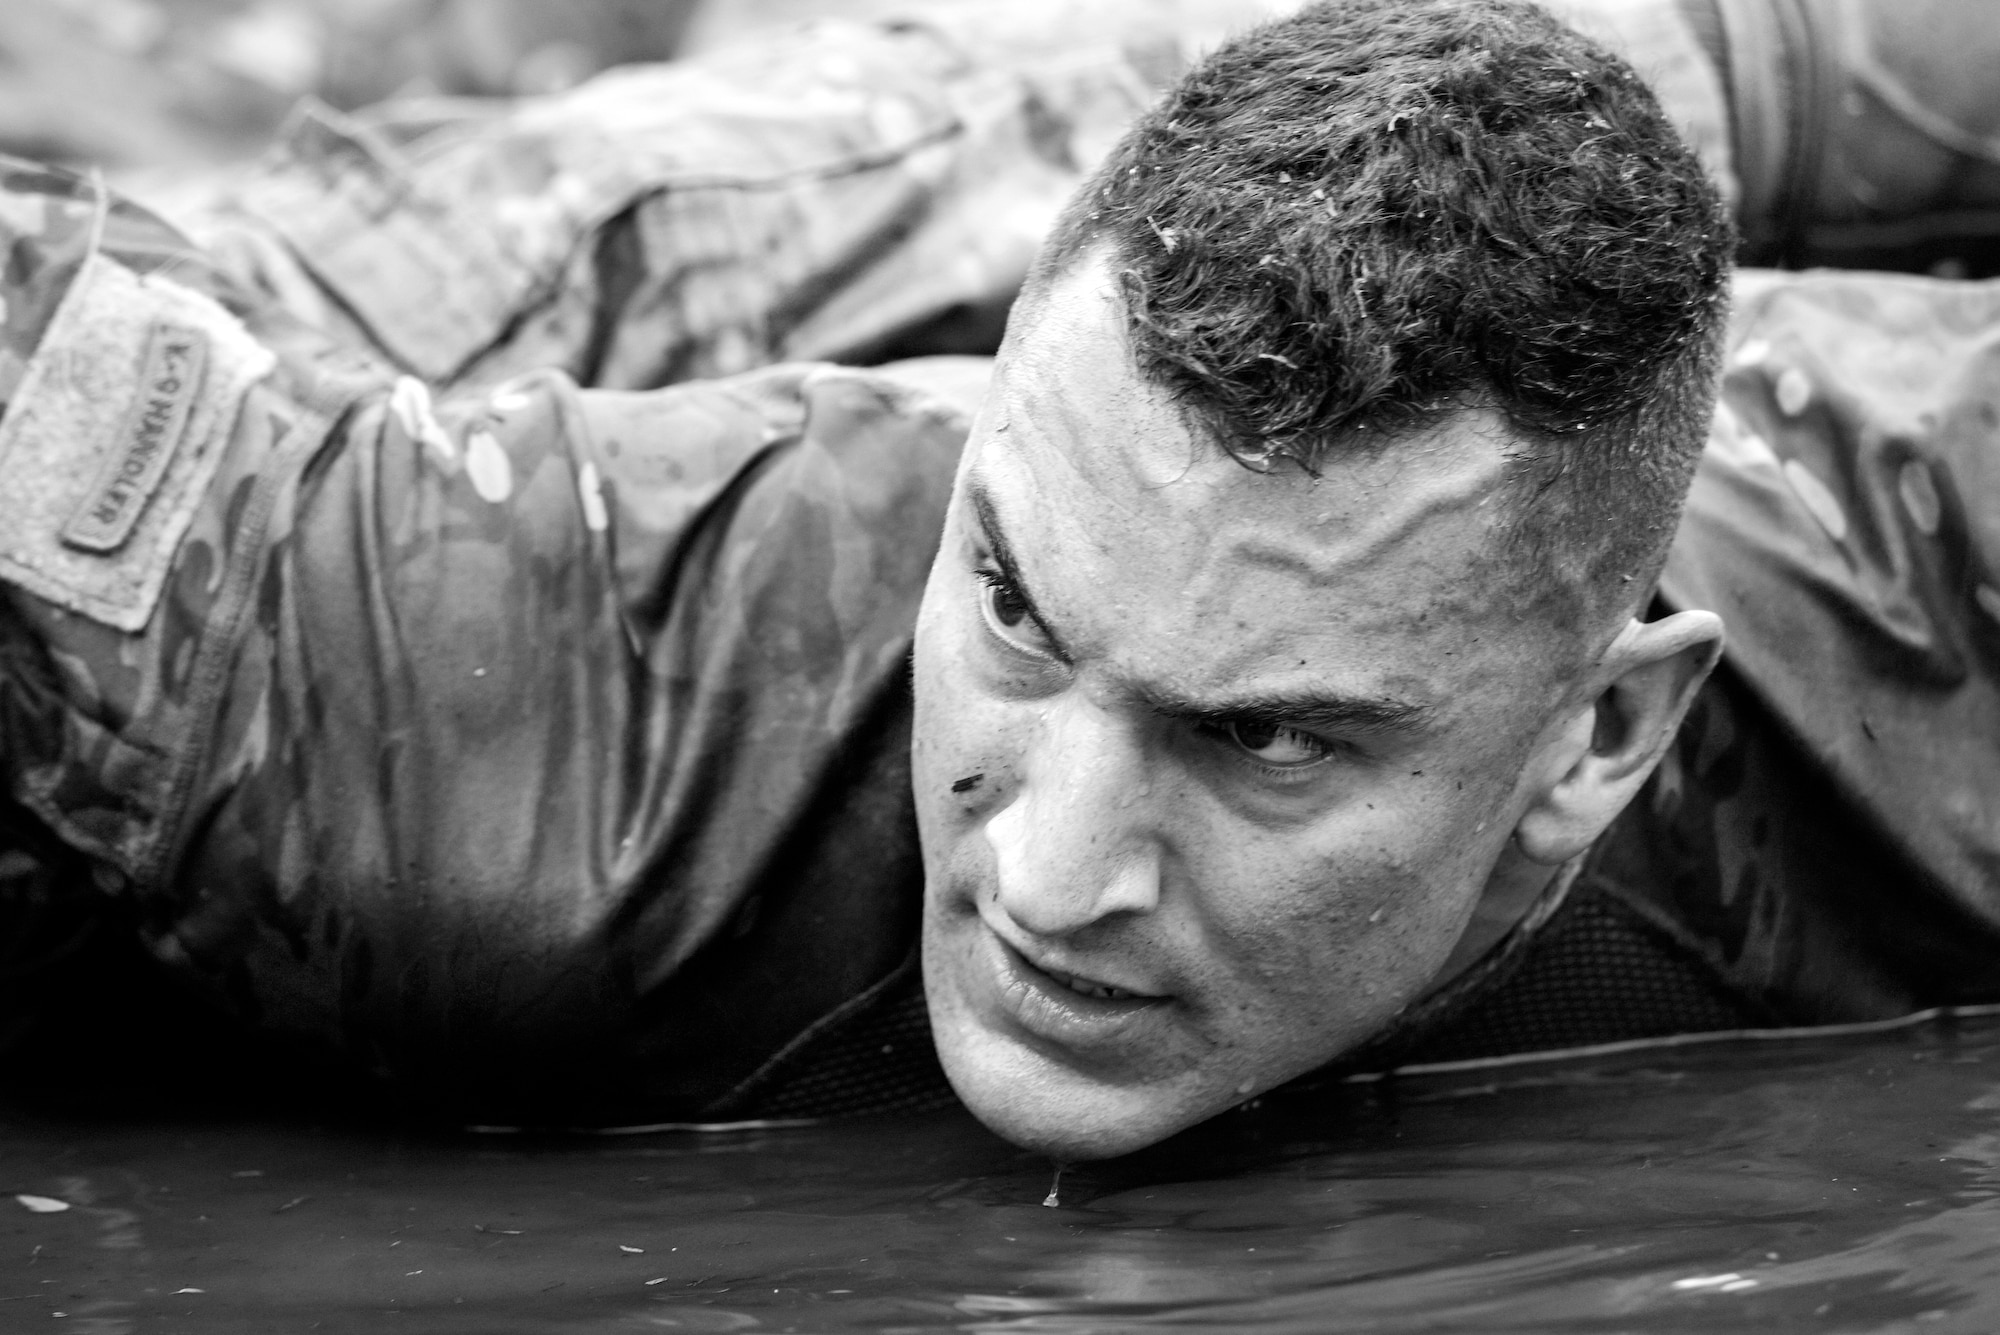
top-left (1146, 688), bottom-right (1435, 741)
top-left (967, 477), bottom-right (1075, 663)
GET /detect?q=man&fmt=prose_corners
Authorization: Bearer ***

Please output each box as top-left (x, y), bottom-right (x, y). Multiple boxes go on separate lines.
top-left (3, 0), bottom-right (1998, 1158)
top-left (907, 2), bottom-right (1742, 1158)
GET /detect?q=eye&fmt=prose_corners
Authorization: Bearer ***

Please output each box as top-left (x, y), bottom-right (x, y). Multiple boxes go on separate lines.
top-left (975, 567), bottom-right (1054, 655)
top-left (978, 568), bottom-right (1031, 628)
top-left (1219, 719), bottom-right (1328, 768)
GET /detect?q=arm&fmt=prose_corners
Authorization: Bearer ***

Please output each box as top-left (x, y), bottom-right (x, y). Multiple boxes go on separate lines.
top-left (166, 0), bottom-right (1256, 395)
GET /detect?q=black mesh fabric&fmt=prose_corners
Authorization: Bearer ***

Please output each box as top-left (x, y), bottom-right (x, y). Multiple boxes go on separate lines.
top-left (741, 881), bottom-right (1776, 1118)
top-left (744, 972), bottom-right (956, 1119)
top-left (1357, 882), bottom-right (1776, 1068)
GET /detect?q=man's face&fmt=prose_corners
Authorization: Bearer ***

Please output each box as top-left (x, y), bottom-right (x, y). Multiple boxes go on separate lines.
top-left (910, 257), bottom-right (1584, 1159)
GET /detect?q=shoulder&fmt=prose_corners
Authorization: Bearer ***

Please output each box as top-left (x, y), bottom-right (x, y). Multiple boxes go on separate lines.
top-left (0, 159), bottom-right (103, 412)
top-left (1661, 268), bottom-right (2000, 1006)
top-left (573, 359), bottom-right (985, 630)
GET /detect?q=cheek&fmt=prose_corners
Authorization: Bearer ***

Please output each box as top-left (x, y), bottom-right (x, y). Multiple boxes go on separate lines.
top-left (1186, 846), bottom-right (1402, 986)
top-left (1166, 864), bottom-right (1425, 1079)
top-left (1175, 790), bottom-right (1499, 1018)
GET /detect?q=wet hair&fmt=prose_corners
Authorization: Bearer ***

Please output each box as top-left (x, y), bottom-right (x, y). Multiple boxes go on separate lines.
top-left (1029, 0), bottom-right (1733, 639)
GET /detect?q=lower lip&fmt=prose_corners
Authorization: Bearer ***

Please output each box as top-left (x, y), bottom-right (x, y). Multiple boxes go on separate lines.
top-left (974, 928), bottom-right (1170, 1055)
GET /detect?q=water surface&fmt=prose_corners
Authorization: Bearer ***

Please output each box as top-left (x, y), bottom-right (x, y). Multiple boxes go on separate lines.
top-left (9, 1015), bottom-right (2000, 1332)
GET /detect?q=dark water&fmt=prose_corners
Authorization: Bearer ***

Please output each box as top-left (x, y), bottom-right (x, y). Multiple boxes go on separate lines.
top-left (10, 1015), bottom-right (2000, 1333)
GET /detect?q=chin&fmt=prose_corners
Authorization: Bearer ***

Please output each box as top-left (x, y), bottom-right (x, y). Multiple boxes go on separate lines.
top-left (927, 1003), bottom-right (1226, 1160)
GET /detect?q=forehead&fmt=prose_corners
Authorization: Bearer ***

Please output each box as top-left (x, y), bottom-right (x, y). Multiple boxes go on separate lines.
top-left (968, 259), bottom-right (1563, 713)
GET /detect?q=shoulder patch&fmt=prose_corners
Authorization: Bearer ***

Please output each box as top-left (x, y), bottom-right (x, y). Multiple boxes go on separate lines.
top-left (60, 321), bottom-right (210, 554)
top-left (0, 253), bottom-right (274, 630)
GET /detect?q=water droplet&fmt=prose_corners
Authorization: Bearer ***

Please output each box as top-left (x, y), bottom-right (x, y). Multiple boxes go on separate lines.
top-left (577, 461), bottom-right (610, 532)
top-left (467, 432), bottom-right (514, 503)
top-left (391, 376), bottom-right (457, 465)
top-left (1672, 1273), bottom-right (1746, 1291)
top-left (1899, 458), bottom-right (1941, 536)
top-left (1775, 367), bottom-right (1813, 418)
top-left (1709, 400), bottom-right (1780, 470)
top-left (1782, 459), bottom-right (1848, 542)
top-left (1975, 585), bottom-right (2000, 625)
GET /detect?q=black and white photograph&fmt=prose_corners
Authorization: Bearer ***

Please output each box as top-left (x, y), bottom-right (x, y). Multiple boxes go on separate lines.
top-left (5, 0), bottom-right (2000, 1328)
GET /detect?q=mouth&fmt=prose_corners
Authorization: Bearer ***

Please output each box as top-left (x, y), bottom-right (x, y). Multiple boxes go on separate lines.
top-left (972, 925), bottom-right (1174, 1056)
top-left (1037, 962), bottom-right (1143, 1002)
top-left (929, 901), bottom-right (1204, 1084)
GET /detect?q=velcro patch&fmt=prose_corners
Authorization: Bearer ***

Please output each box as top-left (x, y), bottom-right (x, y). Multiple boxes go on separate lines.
top-left (60, 322), bottom-right (210, 554)
top-left (0, 253), bottom-right (275, 631)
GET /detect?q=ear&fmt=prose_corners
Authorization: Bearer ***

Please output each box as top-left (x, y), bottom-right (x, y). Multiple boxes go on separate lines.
top-left (1512, 609), bottom-right (1724, 865)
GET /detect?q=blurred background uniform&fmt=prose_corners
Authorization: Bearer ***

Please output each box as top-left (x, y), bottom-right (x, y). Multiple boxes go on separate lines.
top-left (6, 0), bottom-right (2000, 280)
top-left (4, 0), bottom-right (1997, 409)
top-left (0, 0), bottom-right (699, 169)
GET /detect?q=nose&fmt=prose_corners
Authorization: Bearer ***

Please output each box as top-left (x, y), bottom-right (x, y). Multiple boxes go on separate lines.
top-left (984, 695), bottom-right (1164, 937)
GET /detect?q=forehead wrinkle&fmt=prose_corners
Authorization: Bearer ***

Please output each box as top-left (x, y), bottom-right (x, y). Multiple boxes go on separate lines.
top-left (998, 297), bottom-right (1214, 502)
top-left (985, 260), bottom-right (1541, 694)
top-left (969, 429), bottom-right (1314, 708)
top-left (988, 363), bottom-right (1519, 691)
top-left (1213, 438), bottom-right (1516, 591)
top-left (1002, 382), bottom-right (1190, 517)
top-left (1008, 253), bottom-right (1519, 597)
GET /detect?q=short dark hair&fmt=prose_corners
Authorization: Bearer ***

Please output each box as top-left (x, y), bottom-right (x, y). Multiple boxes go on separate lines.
top-left (1031, 0), bottom-right (1733, 637)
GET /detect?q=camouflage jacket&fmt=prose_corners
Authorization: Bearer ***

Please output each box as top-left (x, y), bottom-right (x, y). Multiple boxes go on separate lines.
top-left (5, 0), bottom-right (2000, 1118)
top-left (0, 156), bottom-right (977, 1119)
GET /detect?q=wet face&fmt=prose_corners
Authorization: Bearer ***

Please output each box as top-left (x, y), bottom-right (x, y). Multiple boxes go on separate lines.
top-left (910, 257), bottom-right (1594, 1160)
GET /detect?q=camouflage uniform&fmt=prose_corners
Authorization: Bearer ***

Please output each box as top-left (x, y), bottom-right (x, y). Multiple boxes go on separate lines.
top-left (8, 0), bottom-right (2000, 1120)
top-left (0, 155), bottom-right (987, 1119)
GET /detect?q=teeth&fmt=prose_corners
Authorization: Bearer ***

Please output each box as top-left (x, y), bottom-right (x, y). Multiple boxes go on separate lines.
top-left (1048, 968), bottom-right (1134, 1001)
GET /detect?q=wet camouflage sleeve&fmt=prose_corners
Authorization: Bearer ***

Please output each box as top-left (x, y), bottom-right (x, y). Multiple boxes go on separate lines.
top-left (1589, 269), bottom-right (2000, 1021)
top-left (0, 159), bottom-right (365, 895)
top-left (0, 159), bottom-right (969, 1122)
